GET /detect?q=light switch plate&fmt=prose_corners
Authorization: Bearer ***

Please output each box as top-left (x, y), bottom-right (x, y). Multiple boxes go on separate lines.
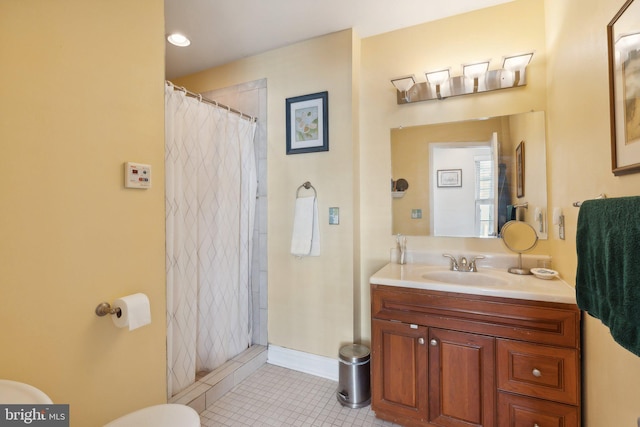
top-left (329, 207), bottom-right (339, 225)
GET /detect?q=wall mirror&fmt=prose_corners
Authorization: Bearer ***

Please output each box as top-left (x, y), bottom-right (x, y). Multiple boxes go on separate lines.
top-left (391, 111), bottom-right (548, 239)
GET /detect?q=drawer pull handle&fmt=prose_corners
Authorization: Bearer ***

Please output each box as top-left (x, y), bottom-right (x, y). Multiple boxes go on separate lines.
top-left (532, 368), bottom-right (542, 378)
top-left (534, 424), bottom-right (540, 427)
top-left (418, 338), bottom-right (425, 345)
top-left (430, 339), bottom-right (438, 346)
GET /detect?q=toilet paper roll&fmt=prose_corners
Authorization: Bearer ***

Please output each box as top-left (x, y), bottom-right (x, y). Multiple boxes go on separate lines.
top-left (112, 293), bottom-right (151, 331)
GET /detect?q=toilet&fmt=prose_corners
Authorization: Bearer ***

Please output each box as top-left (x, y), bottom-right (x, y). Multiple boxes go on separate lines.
top-left (104, 403), bottom-right (200, 427)
top-left (0, 380), bottom-right (198, 427)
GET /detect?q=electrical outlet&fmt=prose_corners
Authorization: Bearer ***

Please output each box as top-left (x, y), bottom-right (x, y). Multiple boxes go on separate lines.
top-left (411, 209), bottom-right (422, 219)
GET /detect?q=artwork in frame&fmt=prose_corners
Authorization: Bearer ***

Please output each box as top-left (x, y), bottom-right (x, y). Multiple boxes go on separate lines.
top-left (286, 91), bottom-right (329, 155)
top-left (437, 169), bottom-right (462, 188)
top-left (516, 141), bottom-right (525, 198)
top-left (608, 0), bottom-right (640, 175)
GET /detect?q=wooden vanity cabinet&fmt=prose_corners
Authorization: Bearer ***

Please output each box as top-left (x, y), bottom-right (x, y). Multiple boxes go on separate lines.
top-left (371, 284), bottom-right (581, 427)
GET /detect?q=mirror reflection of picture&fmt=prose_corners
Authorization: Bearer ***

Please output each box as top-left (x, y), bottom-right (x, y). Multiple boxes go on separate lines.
top-left (516, 141), bottom-right (525, 198)
top-left (437, 169), bottom-right (462, 187)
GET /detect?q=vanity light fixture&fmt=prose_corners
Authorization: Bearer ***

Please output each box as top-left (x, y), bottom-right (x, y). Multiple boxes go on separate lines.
top-left (167, 33), bottom-right (191, 47)
top-left (502, 52), bottom-right (533, 86)
top-left (425, 68), bottom-right (451, 99)
top-left (390, 75), bottom-right (416, 102)
top-left (463, 60), bottom-right (490, 92)
top-left (616, 32), bottom-right (640, 52)
top-left (391, 52), bottom-right (534, 104)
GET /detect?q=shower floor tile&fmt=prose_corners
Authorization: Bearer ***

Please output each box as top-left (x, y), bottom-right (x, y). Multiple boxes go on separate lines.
top-left (199, 363), bottom-right (400, 426)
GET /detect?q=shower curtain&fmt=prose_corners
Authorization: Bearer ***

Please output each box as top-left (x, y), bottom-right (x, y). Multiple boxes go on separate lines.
top-left (165, 83), bottom-right (257, 397)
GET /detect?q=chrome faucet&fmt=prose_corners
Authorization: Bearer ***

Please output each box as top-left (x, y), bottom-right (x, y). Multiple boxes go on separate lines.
top-left (443, 254), bottom-right (485, 272)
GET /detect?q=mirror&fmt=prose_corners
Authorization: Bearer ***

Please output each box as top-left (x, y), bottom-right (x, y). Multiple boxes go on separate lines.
top-left (501, 220), bottom-right (538, 275)
top-left (391, 111), bottom-right (547, 239)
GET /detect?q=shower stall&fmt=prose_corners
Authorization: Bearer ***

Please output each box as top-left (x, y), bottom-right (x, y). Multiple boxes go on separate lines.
top-left (164, 80), bottom-right (267, 398)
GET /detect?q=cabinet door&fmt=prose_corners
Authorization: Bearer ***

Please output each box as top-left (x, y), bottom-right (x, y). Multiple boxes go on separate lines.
top-left (429, 328), bottom-right (496, 427)
top-left (371, 319), bottom-right (428, 422)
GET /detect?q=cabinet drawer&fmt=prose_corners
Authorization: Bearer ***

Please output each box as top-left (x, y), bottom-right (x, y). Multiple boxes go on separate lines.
top-left (371, 285), bottom-right (580, 347)
top-left (498, 392), bottom-right (579, 427)
top-left (497, 339), bottom-right (579, 405)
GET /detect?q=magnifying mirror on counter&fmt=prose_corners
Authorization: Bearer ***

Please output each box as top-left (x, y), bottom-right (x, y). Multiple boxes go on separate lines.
top-left (501, 220), bottom-right (538, 275)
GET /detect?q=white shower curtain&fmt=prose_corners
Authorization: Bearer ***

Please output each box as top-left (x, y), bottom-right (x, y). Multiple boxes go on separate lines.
top-left (165, 83), bottom-right (257, 397)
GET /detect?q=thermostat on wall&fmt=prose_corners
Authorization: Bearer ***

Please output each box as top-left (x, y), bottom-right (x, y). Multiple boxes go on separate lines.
top-left (124, 162), bottom-right (151, 189)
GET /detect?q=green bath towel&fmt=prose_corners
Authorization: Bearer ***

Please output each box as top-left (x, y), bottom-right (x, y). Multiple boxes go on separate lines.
top-left (576, 196), bottom-right (640, 357)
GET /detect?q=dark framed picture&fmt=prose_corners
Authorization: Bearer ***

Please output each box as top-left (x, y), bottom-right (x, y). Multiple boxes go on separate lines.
top-left (286, 91), bottom-right (328, 155)
top-left (608, 0), bottom-right (640, 175)
top-left (437, 169), bottom-right (462, 187)
top-left (516, 141), bottom-right (525, 198)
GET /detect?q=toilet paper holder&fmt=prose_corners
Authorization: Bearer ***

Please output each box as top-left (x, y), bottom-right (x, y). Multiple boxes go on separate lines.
top-left (95, 302), bottom-right (122, 318)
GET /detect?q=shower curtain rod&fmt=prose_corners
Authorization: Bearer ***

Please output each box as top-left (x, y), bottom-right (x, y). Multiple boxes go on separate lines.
top-left (166, 81), bottom-right (257, 123)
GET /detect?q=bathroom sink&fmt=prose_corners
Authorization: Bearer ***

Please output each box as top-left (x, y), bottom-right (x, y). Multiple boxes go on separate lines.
top-left (421, 270), bottom-right (508, 287)
top-left (370, 260), bottom-right (578, 304)
top-left (0, 379), bottom-right (53, 404)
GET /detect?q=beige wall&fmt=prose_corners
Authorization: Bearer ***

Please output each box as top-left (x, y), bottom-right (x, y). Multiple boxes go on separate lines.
top-left (176, 30), bottom-right (359, 358)
top-left (0, 1), bottom-right (166, 426)
top-left (545, 0), bottom-right (640, 425)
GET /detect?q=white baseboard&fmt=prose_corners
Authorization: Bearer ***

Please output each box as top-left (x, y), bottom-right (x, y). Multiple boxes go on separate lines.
top-left (267, 345), bottom-right (339, 382)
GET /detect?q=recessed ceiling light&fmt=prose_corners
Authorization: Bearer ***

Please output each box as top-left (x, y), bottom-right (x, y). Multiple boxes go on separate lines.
top-left (167, 33), bottom-right (191, 47)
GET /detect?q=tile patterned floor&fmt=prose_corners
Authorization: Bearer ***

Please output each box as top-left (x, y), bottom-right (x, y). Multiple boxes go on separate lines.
top-left (199, 363), bottom-right (400, 426)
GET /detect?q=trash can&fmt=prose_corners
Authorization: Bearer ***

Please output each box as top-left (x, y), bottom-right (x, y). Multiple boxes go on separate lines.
top-left (337, 344), bottom-right (371, 408)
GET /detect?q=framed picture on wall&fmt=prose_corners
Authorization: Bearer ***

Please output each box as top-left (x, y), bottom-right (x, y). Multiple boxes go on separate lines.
top-left (285, 91), bottom-right (329, 154)
top-left (608, 0), bottom-right (640, 175)
top-left (516, 141), bottom-right (525, 198)
top-left (437, 169), bottom-right (462, 187)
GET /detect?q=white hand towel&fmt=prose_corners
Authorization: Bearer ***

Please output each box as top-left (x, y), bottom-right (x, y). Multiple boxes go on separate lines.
top-left (291, 196), bottom-right (320, 257)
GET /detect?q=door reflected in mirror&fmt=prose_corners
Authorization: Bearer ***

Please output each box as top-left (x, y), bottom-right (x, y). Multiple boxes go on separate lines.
top-left (391, 111), bottom-right (547, 239)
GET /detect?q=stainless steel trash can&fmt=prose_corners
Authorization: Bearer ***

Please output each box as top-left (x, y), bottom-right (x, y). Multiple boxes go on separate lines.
top-left (337, 344), bottom-right (371, 408)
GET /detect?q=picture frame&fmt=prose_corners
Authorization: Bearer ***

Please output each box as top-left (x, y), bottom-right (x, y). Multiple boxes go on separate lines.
top-left (608, 0), bottom-right (640, 175)
top-left (437, 169), bottom-right (462, 187)
top-left (286, 91), bottom-right (329, 155)
top-left (516, 141), bottom-right (525, 198)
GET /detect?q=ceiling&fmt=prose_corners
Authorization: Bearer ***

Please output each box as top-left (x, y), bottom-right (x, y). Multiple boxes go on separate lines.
top-left (164, 0), bottom-right (515, 80)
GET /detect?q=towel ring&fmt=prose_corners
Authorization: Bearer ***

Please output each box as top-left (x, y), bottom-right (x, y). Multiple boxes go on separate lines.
top-left (296, 181), bottom-right (317, 198)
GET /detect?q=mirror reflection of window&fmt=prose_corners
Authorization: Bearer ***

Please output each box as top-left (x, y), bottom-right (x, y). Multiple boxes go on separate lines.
top-left (475, 157), bottom-right (495, 237)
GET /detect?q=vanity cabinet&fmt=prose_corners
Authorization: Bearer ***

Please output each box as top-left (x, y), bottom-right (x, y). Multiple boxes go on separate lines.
top-left (371, 284), bottom-right (581, 427)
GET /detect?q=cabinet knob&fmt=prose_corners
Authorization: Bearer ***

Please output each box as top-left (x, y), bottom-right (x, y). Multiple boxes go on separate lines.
top-left (418, 338), bottom-right (425, 345)
top-left (532, 368), bottom-right (542, 378)
top-left (534, 424), bottom-right (540, 427)
top-left (430, 339), bottom-right (438, 346)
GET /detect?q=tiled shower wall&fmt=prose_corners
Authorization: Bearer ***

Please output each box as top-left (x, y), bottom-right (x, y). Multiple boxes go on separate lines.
top-left (202, 79), bottom-right (268, 346)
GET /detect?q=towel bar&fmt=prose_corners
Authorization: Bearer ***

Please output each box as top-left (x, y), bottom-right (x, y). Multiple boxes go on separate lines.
top-left (296, 181), bottom-right (317, 198)
top-left (573, 193), bottom-right (606, 207)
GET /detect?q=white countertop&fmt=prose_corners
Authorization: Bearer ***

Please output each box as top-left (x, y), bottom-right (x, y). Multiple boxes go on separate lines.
top-left (370, 262), bottom-right (577, 304)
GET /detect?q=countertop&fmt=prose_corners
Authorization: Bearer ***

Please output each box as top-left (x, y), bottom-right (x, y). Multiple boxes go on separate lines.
top-left (370, 262), bottom-right (577, 304)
